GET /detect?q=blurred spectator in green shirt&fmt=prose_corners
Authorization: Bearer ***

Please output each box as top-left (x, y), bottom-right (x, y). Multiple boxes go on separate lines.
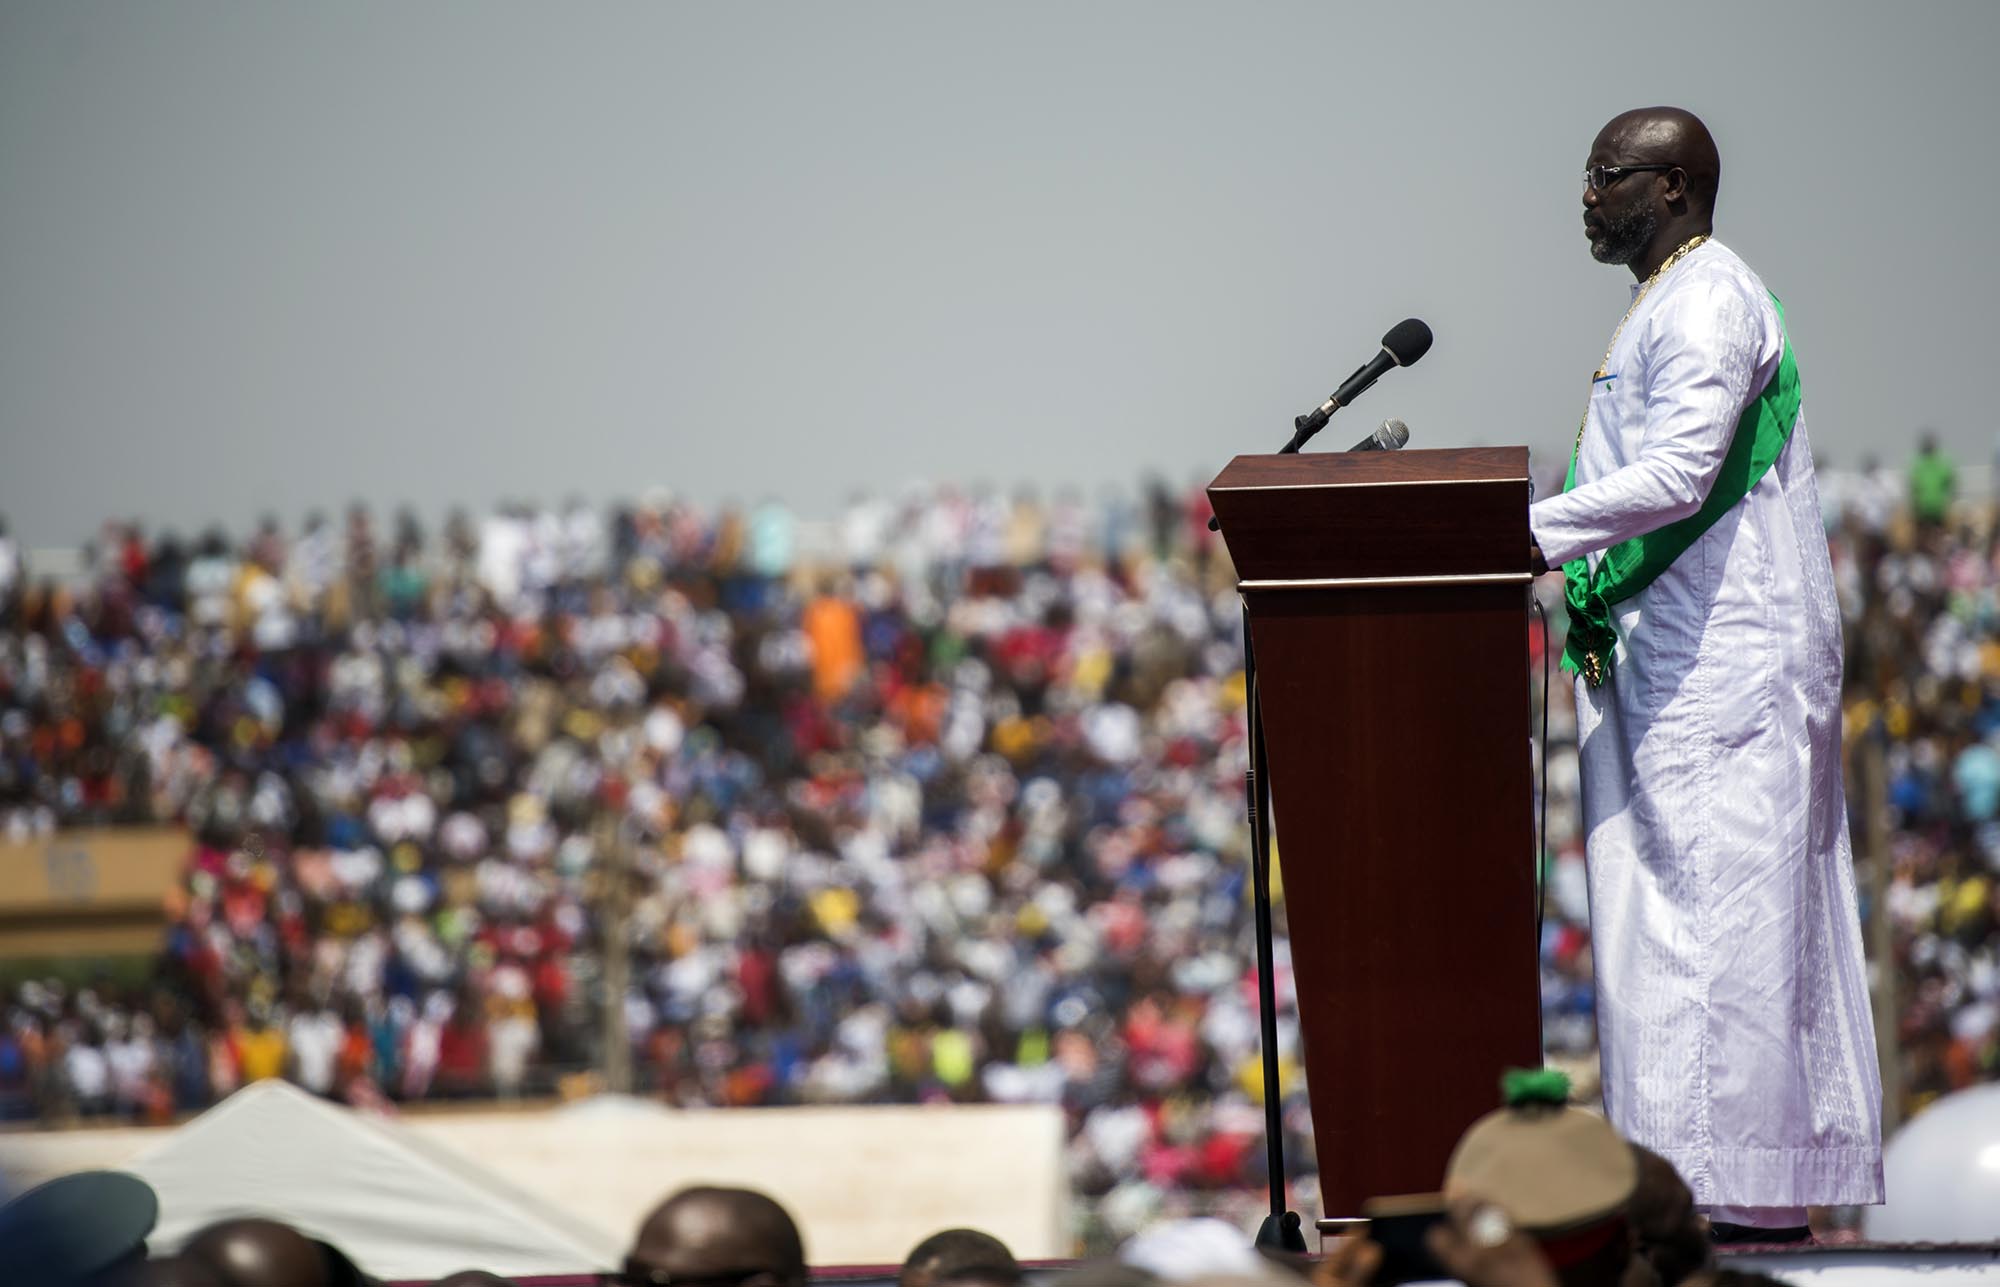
top-left (1911, 432), bottom-right (1957, 527)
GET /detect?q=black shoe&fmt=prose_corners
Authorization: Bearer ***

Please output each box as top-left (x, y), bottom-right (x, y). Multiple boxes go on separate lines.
top-left (1709, 1222), bottom-right (1813, 1246)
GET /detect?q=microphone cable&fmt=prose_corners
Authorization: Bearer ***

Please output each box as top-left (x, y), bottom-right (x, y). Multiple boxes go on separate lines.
top-left (1530, 595), bottom-right (1551, 952)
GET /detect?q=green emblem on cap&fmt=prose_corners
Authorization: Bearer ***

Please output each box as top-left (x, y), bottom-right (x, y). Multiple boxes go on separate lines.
top-left (1501, 1067), bottom-right (1572, 1108)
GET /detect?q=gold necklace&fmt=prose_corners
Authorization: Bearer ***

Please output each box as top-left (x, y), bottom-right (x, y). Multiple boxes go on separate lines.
top-left (1574, 234), bottom-right (1709, 448)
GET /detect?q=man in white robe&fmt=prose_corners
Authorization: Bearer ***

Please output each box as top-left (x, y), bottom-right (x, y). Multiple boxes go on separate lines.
top-left (1528, 107), bottom-right (1883, 1241)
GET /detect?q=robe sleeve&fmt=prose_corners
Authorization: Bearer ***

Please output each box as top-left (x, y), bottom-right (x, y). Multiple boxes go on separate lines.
top-left (1530, 277), bottom-right (1771, 569)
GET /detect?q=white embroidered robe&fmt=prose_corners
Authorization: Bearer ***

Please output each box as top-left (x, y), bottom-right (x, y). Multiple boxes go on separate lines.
top-left (1529, 239), bottom-right (1883, 1208)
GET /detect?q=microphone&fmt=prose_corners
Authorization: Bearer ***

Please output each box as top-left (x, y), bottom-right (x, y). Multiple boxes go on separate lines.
top-left (1207, 418), bottom-right (1412, 531)
top-left (1284, 318), bottom-right (1433, 453)
top-left (1349, 417), bottom-right (1410, 453)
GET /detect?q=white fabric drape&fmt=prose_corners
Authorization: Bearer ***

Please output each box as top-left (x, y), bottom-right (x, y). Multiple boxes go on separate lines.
top-left (1531, 240), bottom-right (1883, 1209)
top-left (131, 1081), bottom-right (623, 1279)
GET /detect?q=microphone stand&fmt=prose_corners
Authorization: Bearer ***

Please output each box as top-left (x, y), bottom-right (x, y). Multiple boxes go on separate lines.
top-left (1281, 409), bottom-right (1324, 455)
top-left (1214, 405), bottom-right (1352, 1250)
top-left (1242, 600), bottom-right (1307, 1253)
top-left (1207, 413), bottom-right (1318, 531)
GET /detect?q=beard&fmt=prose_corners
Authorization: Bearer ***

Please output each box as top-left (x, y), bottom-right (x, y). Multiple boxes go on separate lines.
top-left (1589, 202), bottom-right (1657, 265)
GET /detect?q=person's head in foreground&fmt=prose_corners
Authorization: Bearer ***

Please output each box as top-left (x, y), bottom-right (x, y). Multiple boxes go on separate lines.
top-left (936, 1270), bottom-right (1031, 1287)
top-left (1582, 106), bottom-right (1720, 277)
top-left (0, 1170), bottom-right (158, 1287)
top-left (180, 1219), bottom-right (333, 1287)
top-left (900, 1229), bottom-right (1021, 1287)
top-left (1626, 1146), bottom-right (1709, 1287)
top-left (624, 1186), bottom-right (808, 1287)
top-left (1441, 1069), bottom-right (1640, 1287)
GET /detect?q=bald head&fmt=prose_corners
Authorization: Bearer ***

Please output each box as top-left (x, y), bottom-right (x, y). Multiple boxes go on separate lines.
top-left (1593, 107), bottom-right (1721, 216)
top-left (629, 1187), bottom-right (807, 1287)
top-left (900, 1228), bottom-right (1020, 1287)
top-left (180, 1219), bottom-right (330, 1287)
top-left (1583, 107), bottom-right (1723, 277)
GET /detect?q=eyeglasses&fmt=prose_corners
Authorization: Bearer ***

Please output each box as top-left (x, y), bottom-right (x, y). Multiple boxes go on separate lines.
top-left (608, 1264), bottom-right (783, 1287)
top-left (1582, 163), bottom-right (1677, 192)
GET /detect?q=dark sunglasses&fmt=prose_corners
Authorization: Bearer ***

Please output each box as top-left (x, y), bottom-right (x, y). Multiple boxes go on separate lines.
top-left (1582, 162), bottom-right (1677, 192)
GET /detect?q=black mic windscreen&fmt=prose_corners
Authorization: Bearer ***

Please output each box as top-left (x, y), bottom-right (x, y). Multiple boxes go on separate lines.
top-left (1382, 318), bottom-right (1433, 367)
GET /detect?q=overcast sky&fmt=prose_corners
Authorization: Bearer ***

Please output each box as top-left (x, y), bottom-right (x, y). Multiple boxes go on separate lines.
top-left (2, 1), bottom-right (1995, 547)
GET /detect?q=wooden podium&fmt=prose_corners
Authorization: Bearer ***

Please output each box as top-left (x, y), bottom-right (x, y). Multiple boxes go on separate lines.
top-left (1206, 446), bottom-right (1543, 1218)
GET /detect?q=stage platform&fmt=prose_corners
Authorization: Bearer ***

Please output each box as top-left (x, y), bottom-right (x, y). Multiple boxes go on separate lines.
top-left (467, 1246), bottom-right (2000, 1287)
top-left (1709, 1241), bottom-right (2000, 1284)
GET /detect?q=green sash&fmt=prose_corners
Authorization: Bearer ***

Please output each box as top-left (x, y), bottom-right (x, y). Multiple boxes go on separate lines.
top-left (1561, 294), bottom-right (1801, 686)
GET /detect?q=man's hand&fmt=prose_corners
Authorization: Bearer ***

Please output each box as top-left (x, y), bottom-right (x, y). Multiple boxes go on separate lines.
top-left (1530, 542), bottom-right (1549, 576)
top-left (1313, 1233), bottom-right (1382, 1287)
top-left (1426, 1198), bottom-right (1557, 1287)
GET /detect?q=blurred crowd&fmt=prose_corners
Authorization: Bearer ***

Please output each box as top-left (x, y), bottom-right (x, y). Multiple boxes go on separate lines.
top-left (0, 481), bottom-right (1302, 1241)
top-left (1827, 436), bottom-right (2000, 1116)
top-left (0, 435), bottom-right (1990, 1241)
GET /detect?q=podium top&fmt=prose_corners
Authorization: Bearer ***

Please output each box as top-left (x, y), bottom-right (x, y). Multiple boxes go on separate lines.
top-left (1209, 445), bottom-right (1528, 490)
top-left (1207, 446), bottom-right (1531, 585)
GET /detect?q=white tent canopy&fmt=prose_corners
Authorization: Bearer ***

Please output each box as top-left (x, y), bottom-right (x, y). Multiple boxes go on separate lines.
top-left (127, 1081), bottom-right (623, 1280)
